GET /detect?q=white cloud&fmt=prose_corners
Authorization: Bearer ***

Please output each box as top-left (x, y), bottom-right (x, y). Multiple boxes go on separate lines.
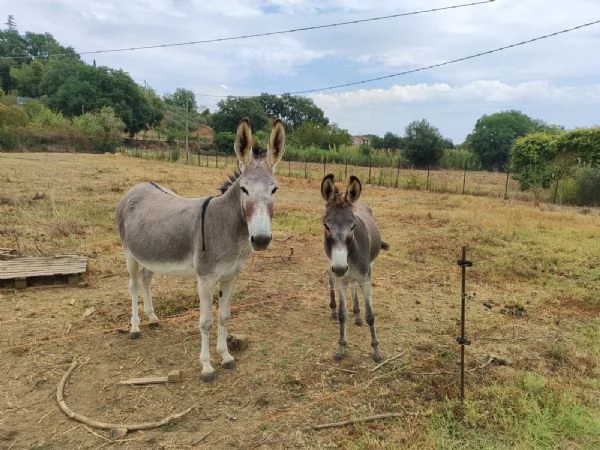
top-left (311, 81), bottom-right (600, 142)
top-left (311, 80), bottom-right (600, 107)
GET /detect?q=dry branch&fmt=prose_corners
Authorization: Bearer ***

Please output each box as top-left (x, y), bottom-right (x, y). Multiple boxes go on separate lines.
top-left (370, 350), bottom-right (407, 372)
top-left (312, 412), bottom-right (403, 430)
top-left (56, 361), bottom-right (196, 435)
top-left (118, 370), bottom-right (181, 385)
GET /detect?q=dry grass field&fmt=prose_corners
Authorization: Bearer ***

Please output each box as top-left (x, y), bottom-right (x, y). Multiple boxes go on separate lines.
top-left (0, 152), bottom-right (599, 449)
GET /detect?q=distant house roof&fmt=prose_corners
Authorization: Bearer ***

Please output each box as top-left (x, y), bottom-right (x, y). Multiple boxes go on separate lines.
top-left (352, 135), bottom-right (370, 146)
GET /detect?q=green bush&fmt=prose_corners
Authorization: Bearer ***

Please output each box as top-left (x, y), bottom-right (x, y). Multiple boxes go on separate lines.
top-left (0, 125), bottom-right (19, 149)
top-left (0, 104), bottom-right (29, 127)
top-left (440, 148), bottom-right (481, 170)
top-left (213, 131), bottom-right (235, 154)
top-left (72, 107), bottom-right (124, 152)
top-left (572, 167), bottom-right (600, 206)
top-left (510, 132), bottom-right (559, 190)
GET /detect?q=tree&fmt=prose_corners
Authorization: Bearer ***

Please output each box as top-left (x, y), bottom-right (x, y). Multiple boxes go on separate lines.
top-left (403, 119), bottom-right (445, 168)
top-left (211, 97), bottom-right (269, 133)
top-left (41, 60), bottom-right (162, 137)
top-left (11, 59), bottom-right (45, 97)
top-left (5, 15), bottom-right (17, 32)
top-left (23, 31), bottom-right (78, 61)
top-left (164, 88), bottom-right (197, 112)
top-left (382, 132), bottom-right (403, 150)
top-left (258, 93), bottom-right (328, 130)
top-left (366, 134), bottom-right (384, 149)
top-left (290, 122), bottom-right (351, 149)
top-left (466, 110), bottom-right (543, 171)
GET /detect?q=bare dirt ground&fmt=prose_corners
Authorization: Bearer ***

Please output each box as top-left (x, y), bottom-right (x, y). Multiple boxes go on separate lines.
top-left (0, 152), bottom-right (599, 449)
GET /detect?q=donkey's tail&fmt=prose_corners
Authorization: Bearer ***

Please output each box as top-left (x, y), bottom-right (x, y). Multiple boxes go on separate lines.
top-left (381, 241), bottom-right (390, 251)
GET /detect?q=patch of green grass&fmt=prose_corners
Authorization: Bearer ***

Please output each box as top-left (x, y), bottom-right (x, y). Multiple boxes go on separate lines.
top-left (276, 211), bottom-right (319, 235)
top-left (427, 372), bottom-right (600, 449)
top-left (160, 420), bottom-right (180, 432)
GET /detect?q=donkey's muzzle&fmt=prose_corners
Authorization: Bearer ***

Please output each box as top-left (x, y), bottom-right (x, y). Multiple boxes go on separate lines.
top-left (331, 264), bottom-right (348, 277)
top-left (251, 234), bottom-right (272, 251)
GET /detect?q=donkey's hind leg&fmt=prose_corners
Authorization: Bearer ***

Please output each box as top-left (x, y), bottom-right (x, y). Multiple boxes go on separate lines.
top-left (125, 253), bottom-right (142, 339)
top-left (352, 282), bottom-right (363, 326)
top-left (140, 267), bottom-right (159, 327)
top-left (328, 269), bottom-right (337, 321)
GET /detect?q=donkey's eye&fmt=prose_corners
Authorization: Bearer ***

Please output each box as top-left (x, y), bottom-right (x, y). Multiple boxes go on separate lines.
top-left (350, 224), bottom-right (356, 232)
top-left (324, 223), bottom-right (331, 233)
top-left (241, 187), bottom-right (249, 195)
top-left (271, 187), bottom-right (278, 195)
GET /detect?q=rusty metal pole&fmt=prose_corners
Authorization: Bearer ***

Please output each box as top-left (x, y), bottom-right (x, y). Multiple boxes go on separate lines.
top-left (457, 245), bottom-right (472, 403)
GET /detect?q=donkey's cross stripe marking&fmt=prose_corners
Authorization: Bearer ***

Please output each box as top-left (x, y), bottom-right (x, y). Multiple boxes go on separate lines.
top-left (200, 196), bottom-right (213, 252)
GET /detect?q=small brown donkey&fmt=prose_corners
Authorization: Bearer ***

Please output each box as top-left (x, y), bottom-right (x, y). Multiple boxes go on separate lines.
top-left (320, 174), bottom-right (389, 363)
top-left (117, 118), bottom-right (285, 382)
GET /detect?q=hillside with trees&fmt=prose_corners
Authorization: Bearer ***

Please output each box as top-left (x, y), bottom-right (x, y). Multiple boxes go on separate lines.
top-left (1, 16), bottom-right (599, 205)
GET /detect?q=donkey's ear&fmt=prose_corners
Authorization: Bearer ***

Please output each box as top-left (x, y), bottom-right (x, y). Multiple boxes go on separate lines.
top-left (268, 119), bottom-right (286, 168)
top-left (321, 173), bottom-right (336, 202)
top-left (346, 176), bottom-right (362, 204)
top-left (234, 117), bottom-right (253, 166)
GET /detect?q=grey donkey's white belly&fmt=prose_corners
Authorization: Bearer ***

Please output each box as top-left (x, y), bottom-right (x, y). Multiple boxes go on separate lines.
top-left (128, 251), bottom-right (197, 277)
top-left (128, 250), bottom-right (250, 280)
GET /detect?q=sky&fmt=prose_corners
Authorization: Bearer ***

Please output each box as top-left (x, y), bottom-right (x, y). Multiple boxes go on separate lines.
top-left (4, 0), bottom-right (600, 143)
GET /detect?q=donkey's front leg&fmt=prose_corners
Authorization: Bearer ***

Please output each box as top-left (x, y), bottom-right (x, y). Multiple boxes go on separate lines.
top-left (361, 280), bottom-right (383, 363)
top-left (328, 269), bottom-right (337, 321)
top-left (198, 276), bottom-right (217, 382)
top-left (352, 282), bottom-right (363, 326)
top-left (334, 279), bottom-right (348, 361)
top-left (216, 275), bottom-right (238, 370)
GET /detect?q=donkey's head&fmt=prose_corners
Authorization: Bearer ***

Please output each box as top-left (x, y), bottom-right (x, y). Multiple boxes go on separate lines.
top-left (321, 174), bottom-right (362, 277)
top-left (234, 117), bottom-right (285, 251)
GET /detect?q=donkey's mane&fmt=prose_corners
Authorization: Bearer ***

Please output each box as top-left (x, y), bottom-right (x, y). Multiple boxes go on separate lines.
top-left (219, 170), bottom-right (241, 194)
top-left (218, 144), bottom-right (267, 194)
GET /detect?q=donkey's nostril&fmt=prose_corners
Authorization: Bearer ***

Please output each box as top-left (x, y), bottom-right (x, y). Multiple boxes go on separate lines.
top-left (251, 234), bottom-right (272, 250)
top-left (332, 265), bottom-right (348, 277)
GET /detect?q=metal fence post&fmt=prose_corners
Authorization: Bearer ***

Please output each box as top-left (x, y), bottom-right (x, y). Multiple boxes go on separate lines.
top-left (456, 246), bottom-right (473, 404)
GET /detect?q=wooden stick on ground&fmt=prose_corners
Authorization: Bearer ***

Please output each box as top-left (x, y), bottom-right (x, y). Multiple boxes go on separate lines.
top-left (370, 350), bottom-right (407, 372)
top-left (312, 412), bottom-right (403, 430)
top-left (56, 361), bottom-right (196, 435)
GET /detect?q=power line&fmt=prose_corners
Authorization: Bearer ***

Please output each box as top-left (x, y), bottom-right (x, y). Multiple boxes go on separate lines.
top-left (4, 1), bottom-right (494, 60)
top-left (195, 19), bottom-right (600, 98)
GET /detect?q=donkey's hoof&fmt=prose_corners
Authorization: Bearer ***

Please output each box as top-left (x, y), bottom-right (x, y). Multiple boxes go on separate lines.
top-left (148, 322), bottom-right (160, 328)
top-left (201, 371), bottom-right (217, 383)
top-left (373, 352), bottom-right (383, 363)
top-left (222, 360), bottom-right (237, 370)
top-left (129, 331), bottom-right (141, 340)
top-left (333, 352), bottom-right (345, 362)
top-left (354, 317), bottom-right (364, 326)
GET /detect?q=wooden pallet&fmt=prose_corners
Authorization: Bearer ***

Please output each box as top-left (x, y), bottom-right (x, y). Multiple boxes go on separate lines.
top-left (0, 255), bottom-right (88, 289)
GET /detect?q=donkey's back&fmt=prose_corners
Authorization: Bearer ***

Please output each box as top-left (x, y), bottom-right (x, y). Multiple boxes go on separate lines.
top-left (352, 202), bottom-right (388, 265)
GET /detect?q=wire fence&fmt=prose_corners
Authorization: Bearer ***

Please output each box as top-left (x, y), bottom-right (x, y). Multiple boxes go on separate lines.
top-left (122, 146), bottom-right (538, 202)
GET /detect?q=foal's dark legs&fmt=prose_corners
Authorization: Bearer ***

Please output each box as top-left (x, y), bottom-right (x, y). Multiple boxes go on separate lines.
top-left (334, 279), bottom-right (348, 361)
top-left (328, 269), bottom-right (337, 321)
top-left (360, 279), bottom-right (382, 363)
top-left (351, 282), bottom-right (363, 326)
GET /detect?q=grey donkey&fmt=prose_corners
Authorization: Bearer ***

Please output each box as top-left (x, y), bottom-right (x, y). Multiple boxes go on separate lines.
top-left (116, 118), bottom-right (285, 382)
top-left (320, 174), bottom-right (389, 363)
